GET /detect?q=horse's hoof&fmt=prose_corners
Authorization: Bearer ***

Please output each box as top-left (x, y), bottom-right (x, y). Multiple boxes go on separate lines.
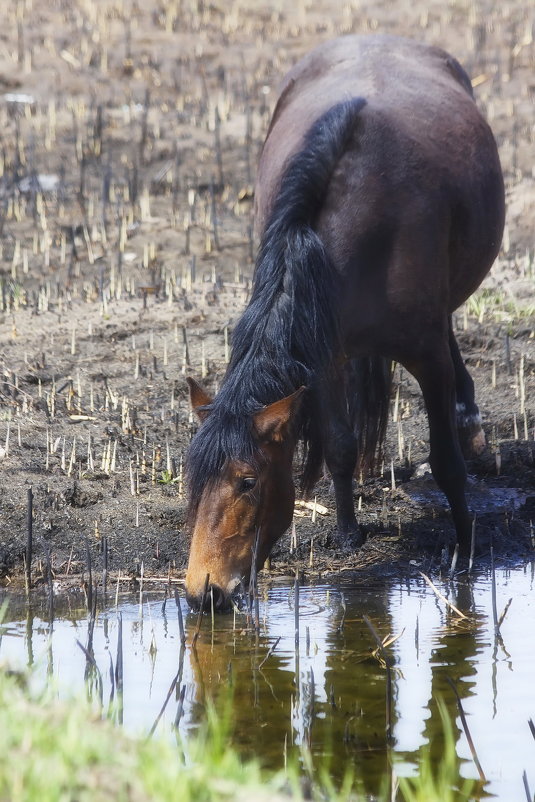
top-left (338, 527), bottom-right (365, 549)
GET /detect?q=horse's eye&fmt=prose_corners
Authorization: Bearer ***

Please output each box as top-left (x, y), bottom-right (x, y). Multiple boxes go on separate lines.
top-left (239, 476), bottom-right (257, 493)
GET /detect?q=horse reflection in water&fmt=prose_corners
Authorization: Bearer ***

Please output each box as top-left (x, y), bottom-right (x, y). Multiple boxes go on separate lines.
top-left (185, 35), bottom-right (504, 610)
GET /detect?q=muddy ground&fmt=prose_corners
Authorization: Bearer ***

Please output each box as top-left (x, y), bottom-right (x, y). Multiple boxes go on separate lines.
top-left (0, 0), bottom-right (534, 594)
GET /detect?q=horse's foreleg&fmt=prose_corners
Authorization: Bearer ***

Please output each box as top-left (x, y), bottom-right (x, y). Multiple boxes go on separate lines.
top-left (319, 382), bottom-right (364, 547)
top-left (413, 347), bottom-right (472, 555)
top-left (449, 320), bottom-right (486, 457)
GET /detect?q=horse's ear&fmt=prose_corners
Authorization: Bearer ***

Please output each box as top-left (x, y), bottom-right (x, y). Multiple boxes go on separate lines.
top-left (253, 387), bottom-right (306, 442)
top-left (187, 377), bottom-right (213, 421)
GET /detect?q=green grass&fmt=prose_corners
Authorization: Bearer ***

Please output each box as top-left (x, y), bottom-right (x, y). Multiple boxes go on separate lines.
top-left (0, 666), bottom-right (481, 802)
top-left (0, 669), bottom-right (290, 802)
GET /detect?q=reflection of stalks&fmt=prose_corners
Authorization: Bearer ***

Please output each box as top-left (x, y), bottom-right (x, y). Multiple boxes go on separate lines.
top-left (522, 770), bottom-right (532, 802)
top-left (149, 669), bottom-right (180, 737)
top-left (363, 615), bottom-right (396, 742)
top-left (256, 666), bottom-right (278, 702)
top-left (190, 643), bottom-right (206, 705)
top-left (257, 635), bottom-right (281, 670)
top-left (490, 545), bottom-right (513, 635)
top-left (445, 674), bottom-right (486, 784)
top-left (497, 597), bottom-right (513, 630)
top-left (174, 684), bottom-right (186, 729)
top-left (77, 639), bottom-right (103, 707)
top-left (490, 548), bottom-right (513, 711)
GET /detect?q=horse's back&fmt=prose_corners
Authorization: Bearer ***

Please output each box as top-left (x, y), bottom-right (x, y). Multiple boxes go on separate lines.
top-left (255, 35), bottom-right (504, 361)
top-left (264, 35), bottom-right (473, 142)
top-left (257, 36), bottom-right (498, 226)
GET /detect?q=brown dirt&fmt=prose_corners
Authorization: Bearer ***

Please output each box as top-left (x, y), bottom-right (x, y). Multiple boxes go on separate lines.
top-left (0, 0), bottom-right (534, 594)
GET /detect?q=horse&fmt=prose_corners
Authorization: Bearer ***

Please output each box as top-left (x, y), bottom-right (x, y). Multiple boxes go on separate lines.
top-left (184, 35), bottom-right (505, 611)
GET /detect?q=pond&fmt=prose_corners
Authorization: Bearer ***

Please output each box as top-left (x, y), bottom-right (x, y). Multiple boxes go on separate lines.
top-left (1, 564), bottom-right (534, 801)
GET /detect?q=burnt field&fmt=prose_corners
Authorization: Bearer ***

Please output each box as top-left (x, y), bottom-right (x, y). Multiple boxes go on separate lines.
top-left (0, 0), bottom-right (534, 590)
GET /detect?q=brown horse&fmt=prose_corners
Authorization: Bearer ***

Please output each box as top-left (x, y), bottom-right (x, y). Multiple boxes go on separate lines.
top-left (185, 35), bottom-right (505, 610)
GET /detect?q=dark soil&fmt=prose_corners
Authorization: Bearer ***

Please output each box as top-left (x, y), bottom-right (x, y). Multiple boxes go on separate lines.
top-left (0, 0), bottom-right (534, 595)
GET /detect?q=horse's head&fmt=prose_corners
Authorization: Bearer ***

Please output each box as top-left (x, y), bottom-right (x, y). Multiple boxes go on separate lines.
top-left (184, 378), bottom-right (305, 611)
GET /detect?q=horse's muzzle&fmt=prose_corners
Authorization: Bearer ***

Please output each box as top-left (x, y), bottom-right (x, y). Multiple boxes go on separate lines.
top-left (186, 583), bottom-right (232, 613)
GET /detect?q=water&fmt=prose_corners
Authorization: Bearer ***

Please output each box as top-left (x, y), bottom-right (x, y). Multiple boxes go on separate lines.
top-left (1, 565), bottom-right (534, 800)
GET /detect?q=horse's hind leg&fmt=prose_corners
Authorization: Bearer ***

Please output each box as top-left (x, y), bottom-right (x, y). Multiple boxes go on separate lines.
top-left (449, 319), bottom-right (486, 457)
top-left (411, 343), bottom-right (472, 555)
top-left (319, 376), bottom-right (363, 547)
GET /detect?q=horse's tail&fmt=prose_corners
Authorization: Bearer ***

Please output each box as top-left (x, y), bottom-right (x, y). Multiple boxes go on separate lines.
top-left (346, 356), bottom-right (393, 477)
top-left (229, 98), bottom-right (366, 391)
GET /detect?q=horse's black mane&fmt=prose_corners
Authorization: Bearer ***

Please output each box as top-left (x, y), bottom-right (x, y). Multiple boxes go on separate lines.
top-left (186, 98), bottom-right (365, 517)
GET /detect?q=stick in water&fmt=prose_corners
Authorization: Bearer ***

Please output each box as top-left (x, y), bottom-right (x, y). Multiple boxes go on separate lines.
top-left (192, 573), bottom-right (210, 647)
top-left (174, 589), bottom-right (186, 646)
top-left (25, 487), bottom-right (33, 593)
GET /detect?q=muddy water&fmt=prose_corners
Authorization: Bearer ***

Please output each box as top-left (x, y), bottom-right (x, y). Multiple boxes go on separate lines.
top-left (1, 566), bottom-right (534, 800)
